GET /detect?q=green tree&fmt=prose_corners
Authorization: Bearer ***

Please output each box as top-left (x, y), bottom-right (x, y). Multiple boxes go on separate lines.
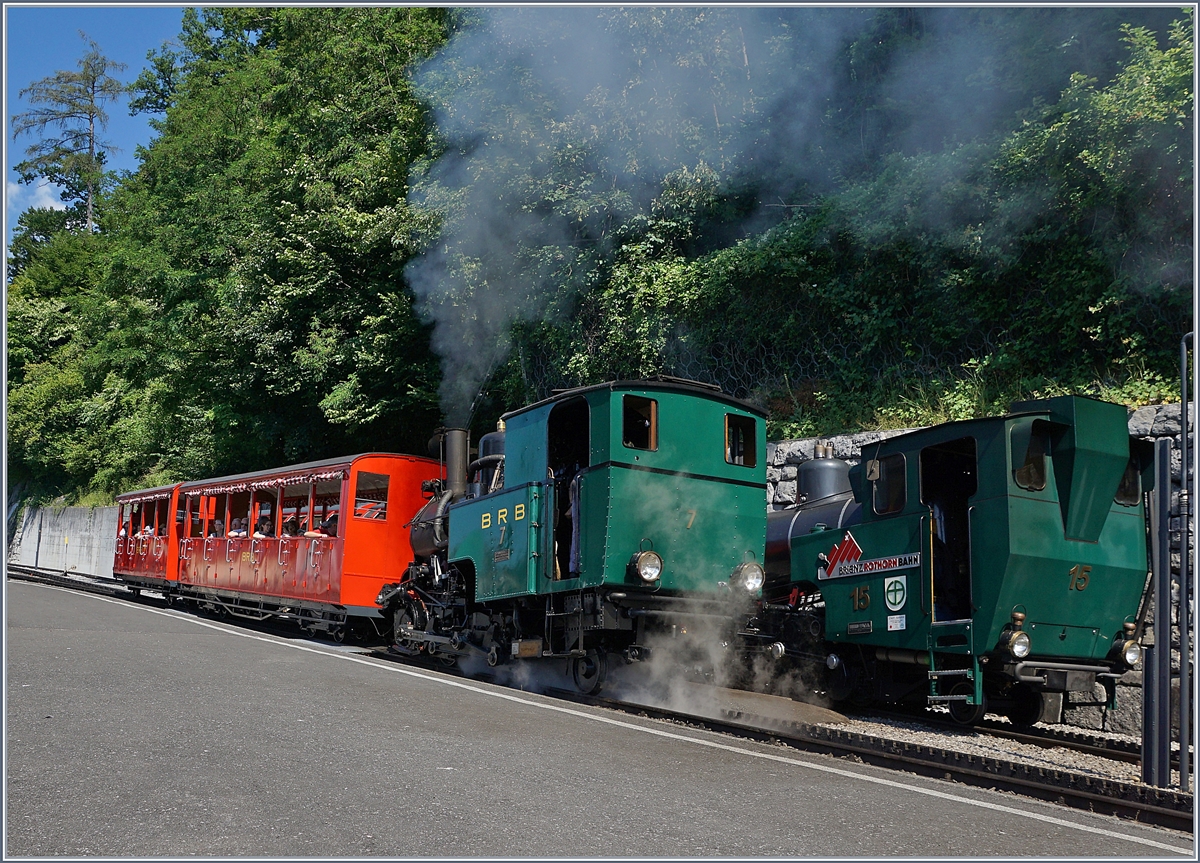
top-left (11, 33), bottom-right (127, 232)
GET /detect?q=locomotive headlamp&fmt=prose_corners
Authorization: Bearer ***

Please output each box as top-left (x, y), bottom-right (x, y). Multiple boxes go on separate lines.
top-left (731, 561), bottom-right (765, 592)
top-left (1008, 631), bottom-right (1032, 659)
top-left (1121, 640), bottom-right (1142, 667)
top-left (630, 550), bottom-right (663, 583)
top-left (999, 629), bottom-right (1031, 659)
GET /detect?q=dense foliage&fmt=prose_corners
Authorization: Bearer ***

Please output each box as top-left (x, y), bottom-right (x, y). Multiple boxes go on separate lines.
top-left (7, 8), bottom-right (1192, 504)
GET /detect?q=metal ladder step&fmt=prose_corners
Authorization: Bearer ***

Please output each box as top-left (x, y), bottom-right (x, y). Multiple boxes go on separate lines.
top-left (928, 668), bottom-right (971, 678)
top-left (928, 694), bottom-right (971, 702)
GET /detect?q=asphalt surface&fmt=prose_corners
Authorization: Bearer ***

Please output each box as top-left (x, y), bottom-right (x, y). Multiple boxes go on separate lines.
top-left (5, 579), bottom-right (1194, 857)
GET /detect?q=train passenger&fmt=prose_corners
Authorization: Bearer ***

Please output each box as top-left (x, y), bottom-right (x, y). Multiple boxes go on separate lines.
top-left (252, 515), bottom-right (275, 538)
top-left (208, 519), bottom-right (225, 538)
top-left (228, 518), bottom-right (246, 538)
top-left (304, 514), bottom-right (338, 538)
top-left (281, 516), bottom-right (301, 537)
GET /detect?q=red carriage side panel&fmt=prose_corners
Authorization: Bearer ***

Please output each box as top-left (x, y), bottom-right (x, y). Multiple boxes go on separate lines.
top-left (172, 452), bottom-right (438, 620)
top-left (340, 455), bottom-right (442, 611)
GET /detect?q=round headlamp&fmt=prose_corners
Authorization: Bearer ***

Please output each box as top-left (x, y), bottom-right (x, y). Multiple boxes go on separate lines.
top-left (731, 561), bottom-right (765, 592)
top-left (1121, 639), bottom-right (1141, 667)
top-left (630, 550), bottom-right (663, 583)
top-left (1008, 630), bottom-right (1032, 659)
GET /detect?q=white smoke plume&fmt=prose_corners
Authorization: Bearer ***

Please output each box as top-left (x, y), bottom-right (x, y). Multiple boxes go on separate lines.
top-left (403, 8), bottom-right (1160, 422)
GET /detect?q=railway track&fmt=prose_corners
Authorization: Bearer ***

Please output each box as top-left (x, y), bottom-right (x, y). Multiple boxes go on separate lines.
top-left (6, 563), bottom-right (143, 600)
top-left (856, 706), bottom-right (1177, 768)
top-left (10, 565), bottom-right (1194, 832)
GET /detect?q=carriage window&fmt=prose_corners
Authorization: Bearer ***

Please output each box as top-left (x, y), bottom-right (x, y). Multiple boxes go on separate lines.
top-left (154, 498), bottom-right (170, 535)
top-left (312, 479), bottom-right (342, 536)
top-left (228, 491), bottom-right (250, 536)
top-left (1014, 422), bottom-right (1049, 491)
top-left (623, 395), bottom-right (657, 451)
top-left (252, 489), bottom-right (277, 536)
top-left (204, 495), bottom-right (228, 537)
top-left (1115, 458), bottom-right (1141, 506)
top-left (187, 496), bottom-right (202, 538)
top-left (176, 494), bottom-right (186, 530)
top-left (871, 453), bottom-right (907, 515)
top-left (725, 414), bottom-right (757, 467)
top-left (281, 484), bottom-right (312, 535)
top-left (354, 472), bottom-right (389, 520)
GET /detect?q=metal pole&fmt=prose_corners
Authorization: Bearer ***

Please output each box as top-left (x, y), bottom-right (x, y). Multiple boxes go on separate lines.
top-left (1182, 332), bottom-right (1193, 791)
top-left (1144, 438), bottom-right (1174, 786)
top-left (1143, 643), bottom-right (1161, 786)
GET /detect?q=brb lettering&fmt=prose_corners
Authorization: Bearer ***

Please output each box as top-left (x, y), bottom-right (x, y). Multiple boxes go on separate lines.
top-left (481, 505), bottom-right (525, 529)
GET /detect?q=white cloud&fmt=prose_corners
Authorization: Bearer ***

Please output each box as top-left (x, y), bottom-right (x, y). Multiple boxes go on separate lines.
top-left (6, 179), bottom-right (67, 225)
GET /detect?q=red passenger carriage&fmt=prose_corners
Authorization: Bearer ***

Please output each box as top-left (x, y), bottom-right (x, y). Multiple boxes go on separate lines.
top-left (113, 453), bottom-right (440, 639)
top-left (113, 484), bottom-right (183, 587)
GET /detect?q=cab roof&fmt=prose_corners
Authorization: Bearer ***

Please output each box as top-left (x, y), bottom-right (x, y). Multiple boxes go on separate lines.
top-left (501, 376), bottom-right (766, 421)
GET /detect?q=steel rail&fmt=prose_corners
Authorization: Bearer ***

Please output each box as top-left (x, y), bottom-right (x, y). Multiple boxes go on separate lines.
top-left (856, 706), bottom-right (1183, 769)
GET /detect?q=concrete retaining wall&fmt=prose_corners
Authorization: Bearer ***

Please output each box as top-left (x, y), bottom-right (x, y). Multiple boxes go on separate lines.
top-left (8, 505), bottom-right (119, 579)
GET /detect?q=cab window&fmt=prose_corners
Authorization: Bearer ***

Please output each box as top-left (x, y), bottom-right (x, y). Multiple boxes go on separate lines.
top-left (871, 453), bottom-right (907, 515)
top-left (1014, 421), bottom-right (1049, 491)
top-left (623, 396), bottom-right (657, 451)
top-left (725, 414), bottom-right (757, 467)
top-left (1115, 459), bottom-right (1141, 506)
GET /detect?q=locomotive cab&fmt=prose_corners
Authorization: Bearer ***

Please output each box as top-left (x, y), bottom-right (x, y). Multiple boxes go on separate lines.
top-left (779, 395), bottom-right (1150, 725)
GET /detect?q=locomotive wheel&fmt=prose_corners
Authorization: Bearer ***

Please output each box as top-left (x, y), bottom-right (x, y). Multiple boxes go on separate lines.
top-left (1005, 684), bottom-right (1043, 727)
top-left (572, 648), bottom-right (608, 695)
top-left (947, 681), bottom-right (987, 725)
top-left (393, 606), bottom-right (419, 650)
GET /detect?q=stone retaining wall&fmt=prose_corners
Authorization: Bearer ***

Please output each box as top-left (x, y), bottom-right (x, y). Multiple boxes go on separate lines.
top-left (766, 403), bottom-right (1193, 734)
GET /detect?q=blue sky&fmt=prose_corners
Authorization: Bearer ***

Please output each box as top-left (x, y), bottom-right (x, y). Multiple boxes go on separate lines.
top-left (5, 5), bottom-right (187, 243)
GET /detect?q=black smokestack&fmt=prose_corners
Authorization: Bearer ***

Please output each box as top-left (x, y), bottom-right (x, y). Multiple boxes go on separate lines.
top-left (444, 428), bottom-right (469, 500)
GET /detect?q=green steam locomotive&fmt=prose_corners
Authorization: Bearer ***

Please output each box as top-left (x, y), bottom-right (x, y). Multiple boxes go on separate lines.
top-left (377, 378), bottom-right (769, 692)
top-left (753, 395), bottom-right (1151, 725)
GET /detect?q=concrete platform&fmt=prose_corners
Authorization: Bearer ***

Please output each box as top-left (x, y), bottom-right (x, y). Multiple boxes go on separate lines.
top-left (6, 579), bottom-right (1192, 857)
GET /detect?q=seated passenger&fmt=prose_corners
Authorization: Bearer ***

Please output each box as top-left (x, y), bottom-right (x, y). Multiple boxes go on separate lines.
top-left (227, 518), bottom-right (245, 538)
top-left (208, 519), bottom-right (225, 538)
top-left (305, 513), bottom-right (338, 538)
top-left (252, 515), bottom-right (275, 538)
top-left (281, 516), bottom-right (300, 537)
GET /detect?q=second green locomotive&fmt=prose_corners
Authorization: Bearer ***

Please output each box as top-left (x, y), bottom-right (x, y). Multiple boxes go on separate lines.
top-left (753, 395), bottom-right (1151, 725)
